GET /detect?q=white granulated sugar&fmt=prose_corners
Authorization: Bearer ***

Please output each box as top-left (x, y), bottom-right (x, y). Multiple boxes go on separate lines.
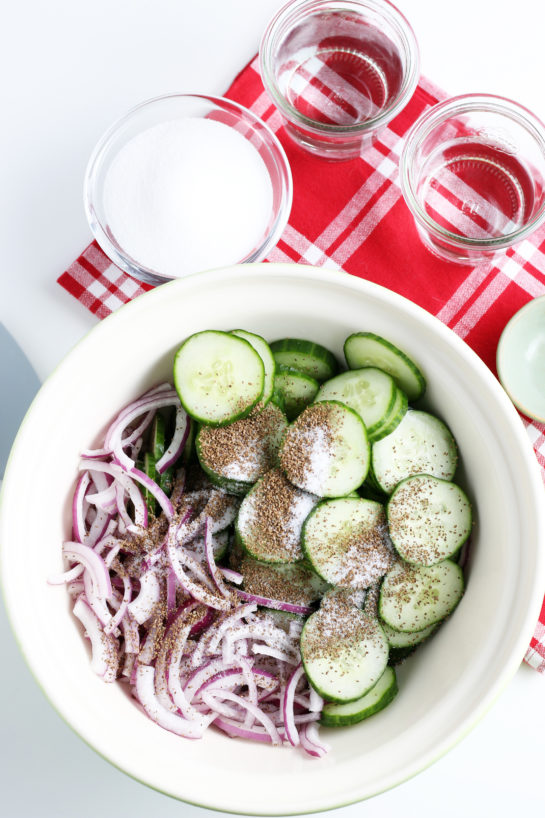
top-left (301, 426), bottom-right (332, 495)
top-left (103, 117), bottom-right (273, 278)
top-left (285, 489), bottom-right (319, 545)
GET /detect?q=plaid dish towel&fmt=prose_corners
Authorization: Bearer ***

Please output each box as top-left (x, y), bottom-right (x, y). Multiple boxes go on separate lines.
top-left (58, 56), bottom-right (545, 671)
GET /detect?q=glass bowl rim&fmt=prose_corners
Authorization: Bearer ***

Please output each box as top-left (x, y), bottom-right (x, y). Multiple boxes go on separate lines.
top-left (399, 92), bottom-right (545, 249)
top-left (83, 92), bottom-right (293, 284)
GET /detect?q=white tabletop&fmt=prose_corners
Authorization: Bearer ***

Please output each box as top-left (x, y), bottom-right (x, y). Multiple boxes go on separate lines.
top-left (1, 1), bottom-right (545, 815)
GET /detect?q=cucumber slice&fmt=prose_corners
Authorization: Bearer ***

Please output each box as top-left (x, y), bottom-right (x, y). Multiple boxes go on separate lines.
top-left (344, 332), bottom-right (426, 401)
top-left (371, 410), bottom-right (458, 494)
top-left (231, 329), bottom-right (275, 409)
top-left (302, 497), bottom-right (393, 589)
top-left (370, 386), bottom-right (408, 442)
top-left (273, 365), bottom-right (319, 421)
top-left (279, 401), bottom-right (369, 498)
top-left (270, 338), bottom-right (338, 383)
top-left (196, 402), bottom-right (288, 496)
top-left (381, 619), bottom-right (437, 648)
top-left (315, 368), bottom-right (397, 438)
top-left (239, 556), bottom-right (328, 607)
top-left (187, 528), bottom-right (230, 562)
top-left (236, 468), bottom-right (319, 563)
top-left (387, 475), bottom-right (472, 566)
top-left (320, 666), bottom-right (398, 726)
top-left (181, 417), bottom-right (196, 465)
top-left (300, 597), bottom-right (389, 703)
top-left (173, 331), bottom-right (264, 426)
top-left (379, 559), bottom-right (464, 633)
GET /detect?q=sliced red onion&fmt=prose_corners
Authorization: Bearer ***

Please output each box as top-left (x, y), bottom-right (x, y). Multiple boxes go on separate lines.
top-left (204, 517), bottom-right (230, 598)
top-left (299, 722), bottom-right (330, 758)
top-left (83, 460), bottom-right (148, 528)
top-left (72, 471), bottom-right (91, 543)
top-left (236, 590), bottom-right (313, 616)
top-left (220, 568), bottom-right (243, 585)
top-left (222, 621), bottom-right (295, 666)
top-left (214, 717), bottom-right (282, 743)
top-left (239, 656), bottom-right (258, 728)
top-left (138, 613), bottom-right (163, 665)
top-left (135, 665), bottom-right (210, 739)
top-left (252, 645), bottom-right (299, 665)
top-left (85, 484), bottom-right (117, 512)
top-left (166, 568), bottom-right (177, 614)
top-left (184, 658), bottom-right (228, 703)
top-left (83, 568), bottom-right (115, 630)
top-left (168, 538), bottom-right (230, 612)
top-left (168, 626), bottom-right (214, 727)
top-left (106, 390), bottom-right (179, 471)
top-left (121, 611), bottom-right (140, 654)
top-left (105, 574), bottom-right (132, 635)
top-left (309, 688), bottom-right (324, 713)
top-left (155, 407), bottom-right (190, 474)
top-left (67, 579), bottom-right (85, 596)
top-left (73, 595), bottom-right (118, 682)
top-left (130, 466), bottom-right (174, 520)
top-left (284, 664), bottom-right (305, 747)
top-left (205, 689), bottom-right (282, 745)
top-left (85, 507), bottom-right (112, 548)
top-left (63, 542), bottom-right (112, 600)
top-left (196, 603), bottom-right (257, 665)
top-left (128, 568), bottom-right (161, 624)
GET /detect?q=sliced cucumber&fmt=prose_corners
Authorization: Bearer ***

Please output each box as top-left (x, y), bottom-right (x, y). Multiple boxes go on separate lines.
top-left (173, 330), bottom-right (264, 426)
top-left (231, 329), bottom-right (275, 409)
top-left (315, 368), bottom-right (397, 440)
top-left (371, 410), bottom-right (458, 494)
top-left (279, 401), bottom-right (369, 498)
top-left (320, 666), bottom-right (397, 726)
top-left (236, 468), bottom-right (319, 563)
top-left (270, 338), bottom-right (337, 383)
top-left (239, 556), bottom-right (328, 607)
top-left (370, 386), bottom-right (408, 442)
top-left (302, 497), bottom-right (392, 589)
top-left (300, 597), bottom-right (389, 703)
top-left (196, 402), bottom-right (288, 496)
top-left (381, 619), bottom-right (437, 648)
top-left (181, 417), bottom-right (196, 465)
top-left (387, 475), bottom-right (472, 566)
top-left (344, 332), bottom-right (426, 401)
top-left (187, 528), bottom-right (230, 562)
top-left (273, 365), bottom-right (319, 421)
top-left (379, 559), bottom-right (464, 633)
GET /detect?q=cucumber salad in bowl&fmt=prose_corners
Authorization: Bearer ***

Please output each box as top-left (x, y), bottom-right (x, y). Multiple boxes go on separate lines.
top-left (50, 328), bottom-right (471, 756)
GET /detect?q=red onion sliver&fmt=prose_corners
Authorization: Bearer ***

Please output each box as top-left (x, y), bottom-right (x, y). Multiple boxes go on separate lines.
top-left (214, 717), bottom-right (279, 743)
top-left (135, 666), bottom-right (210, 739)
top-left (106, 390), bottom-right (179, 471)
top-left (130, 466), bottom-right (174, 520)
top-left (204, 517), bottom-right (230, 598)
top-left (236, 590), bottom-right (313, 616)
top-left (63, 542), bottom-right (112, 600)
top-left (128, 568), bottom-right (161, 624)
top-left (205, 689), bottom-right (282, 745)
top-left (220, 568), bottom-right (243, 585)
top-left (72, 471), bottom-right (91, 543)
top-left (284, 663), bottom-right (306, 747)
top-left (155, 406), bottom-right (190, 474)
top-left (299, 722), bottom-right (330, 758)
top-left (73, 595), bottom-right (118, 682)
top-left (105, 574), bottom-right (132, 635)
top-left (83, 461), bottom-right (148, 528)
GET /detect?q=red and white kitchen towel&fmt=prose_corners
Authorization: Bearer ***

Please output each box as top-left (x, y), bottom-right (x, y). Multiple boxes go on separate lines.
top-left (58, 56), bottom-right (545, 671)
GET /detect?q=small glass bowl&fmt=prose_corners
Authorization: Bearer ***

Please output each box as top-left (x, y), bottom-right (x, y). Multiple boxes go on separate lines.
top-left (259, 0), bottom-right (420, 160)
top-left (84, 94), bottom-right (293, 286)
top-left (400, 94), bottom-right (545, 264)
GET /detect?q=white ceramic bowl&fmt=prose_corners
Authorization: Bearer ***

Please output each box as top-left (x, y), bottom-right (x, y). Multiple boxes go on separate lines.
top-left (1, 264), bottom-right (544, 815)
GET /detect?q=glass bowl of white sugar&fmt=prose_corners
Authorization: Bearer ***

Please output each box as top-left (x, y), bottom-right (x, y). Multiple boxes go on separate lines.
top-left (84, 94), bottom-right (293, 285)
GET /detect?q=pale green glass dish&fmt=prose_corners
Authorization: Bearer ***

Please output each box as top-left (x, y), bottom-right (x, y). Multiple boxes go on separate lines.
top-left (497, 296), bottom-right (545, 423)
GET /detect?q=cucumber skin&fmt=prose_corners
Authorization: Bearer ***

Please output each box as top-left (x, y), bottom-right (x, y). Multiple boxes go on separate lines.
top-left (270, 338), bottom-right (338, 383)
top-left (174, 330), bottom-right (265, 427)
top-left (344, 332), bottom-right (426, 401)
top-left (320, 667), bottom-right (398, 726)
top-left (230, 329), bottom-right (276, 408)
top-left (387, 646), bottom-right (416, 666)
top-left (370, 388), bottom-right (408, 442)
top-left (273, 365), bottom-right (320, 421)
